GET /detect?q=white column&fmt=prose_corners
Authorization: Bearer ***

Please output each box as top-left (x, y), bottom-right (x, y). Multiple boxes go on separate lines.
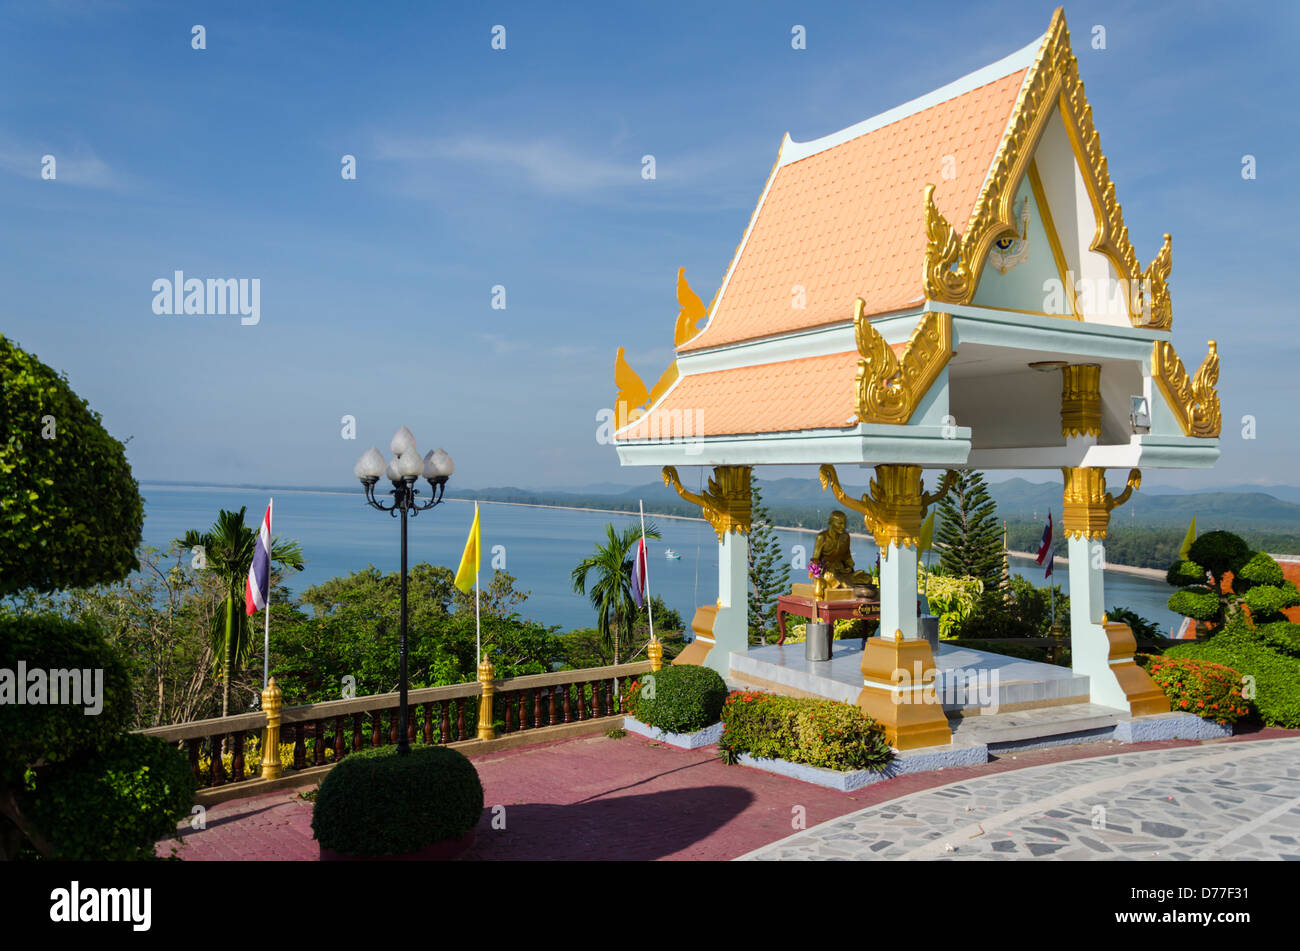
top-left (706, 531), bottom-right (749, 677)
top-left (1067, 535), bottom-right (1127, 708)
top-left (879, 541), bottom-right (919, 638)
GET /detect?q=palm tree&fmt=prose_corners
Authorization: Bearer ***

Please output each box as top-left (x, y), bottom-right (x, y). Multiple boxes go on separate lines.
top-left (571, 521), bottom-right (662, 666)
top-left (178, 508), bottom-right (304, 718)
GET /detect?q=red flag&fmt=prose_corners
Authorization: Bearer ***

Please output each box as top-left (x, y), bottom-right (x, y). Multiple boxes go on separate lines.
top-left (1036, 511), bottom-right (1054, 579)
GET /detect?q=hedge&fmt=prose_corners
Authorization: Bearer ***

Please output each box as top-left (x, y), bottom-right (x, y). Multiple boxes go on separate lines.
top-left (623, 664), bottom-right (727, 734)
top-left (1165, 621), bottom-right (1300, 728)
top-left (311, 745), bottom-right (483, 856)
top-left (718, 692), bottom-right (893, 772)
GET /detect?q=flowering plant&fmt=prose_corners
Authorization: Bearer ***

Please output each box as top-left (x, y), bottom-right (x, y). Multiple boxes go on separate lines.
top-left (1146, 657), bottom-right (1248, 725)
top-left (808, 561), bottom-right (823, 580)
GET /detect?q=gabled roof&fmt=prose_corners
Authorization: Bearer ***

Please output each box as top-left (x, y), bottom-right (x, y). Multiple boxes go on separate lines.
top-left (677, 32), bottom-right (1042, 354)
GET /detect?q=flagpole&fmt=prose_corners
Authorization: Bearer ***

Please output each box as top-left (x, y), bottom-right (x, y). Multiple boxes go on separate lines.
top-left (475, 502), bottom-right (482, 669)
top-left (640, 500), bottom-right (655, 644)
top-left (263, 497), bottom-right (273, 689)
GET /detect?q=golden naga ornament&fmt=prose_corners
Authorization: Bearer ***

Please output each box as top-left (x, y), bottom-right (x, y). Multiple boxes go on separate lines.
top-left (920, 9), bottom-right (1168, 330)
top-left (819, 463), bottom-right (957, 551)
top-left (662, 465), bottom-right (752, 541)
top-left (1152, 339), bottom-right (1220, 438)
top-left (1061, 467), bottom-right (1141, 540)
top-left (613, 269), bottom-right (712, 429)
top-left (1060, 364), bottom-right (1102, 439)
top-left (854, 300), bottom-right (953, 425)
top-left (1137, 234), bottom-right (1173, 331)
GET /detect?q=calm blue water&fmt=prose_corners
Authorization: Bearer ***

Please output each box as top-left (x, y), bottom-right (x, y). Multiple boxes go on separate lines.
top-left (139, 484), bottom-right (1181, 635)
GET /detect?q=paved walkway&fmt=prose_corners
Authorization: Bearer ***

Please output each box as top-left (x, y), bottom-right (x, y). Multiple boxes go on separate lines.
top-left (741, 737), bottom-right (1300, 860)
top-left (158, 728), bottom-right (1300, 861)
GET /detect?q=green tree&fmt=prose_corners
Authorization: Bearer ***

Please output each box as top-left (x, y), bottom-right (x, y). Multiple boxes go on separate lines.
top-left (0, 335), bottom-right (144, 595)
top-left (935, 470), bottom-right (1004, 593)
top-left (1166, 530), bottom-right (1299, 631)
top-left (178, 508), bottom-right (304, 717)
top-left (570, 521), bottom-right (662, 665)
top-left (748, 479), bottom-right (791, 644)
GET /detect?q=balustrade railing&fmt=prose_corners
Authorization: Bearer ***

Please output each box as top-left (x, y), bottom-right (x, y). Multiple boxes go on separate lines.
top-left (138, 661), bottom-right (652, 792)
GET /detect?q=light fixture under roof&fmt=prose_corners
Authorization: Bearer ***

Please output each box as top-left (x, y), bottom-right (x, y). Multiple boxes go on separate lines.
top-left (1028, 360), bottom-right (1068, 372)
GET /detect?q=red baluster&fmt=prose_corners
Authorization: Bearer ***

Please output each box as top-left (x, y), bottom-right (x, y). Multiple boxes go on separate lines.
top-left (604, 681), bottom-right (613, 717)
top-left (372, 712), bottom-right (382, 747)
top-left (334, 716), bottom-right (346, 760)
top-left (518, 691), bottom-right (529, 730)
top-left (421, 703), bottom-right (431, 744)
top-left (440, 701), bottom-right (452, 744)
top-left (187, 738), bottom-right (201, 782)
top-left (457, 698), bottom-right (466, 741)
top-left (389, 708), bottom-right (399, 744)
top-left (591, 682), bottom-right (603, 718)
top-left (563, 685), bottom-right (572, 723)
top-left (232, 732), bottom-right (245, 782)
top-left (210, 734), bottom-right (226, 787)
top-left (313, 719), bottom-right (326, 766)
top-left (293, 724), bottom-right (306, 769)
top-left (407, 706), bottom-right (417, 744)
top-left (547, 686), bottom-right (557, 726)
top-left (352, 714), bottom-right (362, 751)
top-left (504, 693), bottom-right (515, 733)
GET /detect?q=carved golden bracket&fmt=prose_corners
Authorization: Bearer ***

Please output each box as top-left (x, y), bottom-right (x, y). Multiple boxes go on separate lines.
top-left (662, 466), bottom-right (752, 541)
top-left (1152, 339), bottom-right (1220, 438)
top-left (613, 269), bottom-right (712, 430)
top-left (819, 464), bottom-right (957, 551)
top-left (1061, 467), bottom-right (1141, 539)
top-left (920, 9), bottom-right (1167, 329)
top-left (1137, 234), bottom-right (1172, 331)
top-left (854, 301), bottom-right (953, 424)
top-left (1060, 364), bottom-right (1102, 439)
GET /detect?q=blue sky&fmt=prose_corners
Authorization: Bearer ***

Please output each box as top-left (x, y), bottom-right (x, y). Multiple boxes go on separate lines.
top-left (2, 0), bottom-right (1296, 492)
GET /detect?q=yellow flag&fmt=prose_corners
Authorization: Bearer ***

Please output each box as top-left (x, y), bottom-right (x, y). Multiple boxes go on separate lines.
top-left (454, 503), bottom-right (480, 593)
top-left (1178, 515), bottom-right (1196, 561)
top-left (918, 511), bottom-right (935, 555)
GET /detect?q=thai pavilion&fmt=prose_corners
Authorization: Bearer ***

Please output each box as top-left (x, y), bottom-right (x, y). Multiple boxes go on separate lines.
top-left (610, 9), bottom-right (1221, 751)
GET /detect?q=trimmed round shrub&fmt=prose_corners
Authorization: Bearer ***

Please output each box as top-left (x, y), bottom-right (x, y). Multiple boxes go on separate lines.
top-left (0, 614), bottom-right (134, 785)
top-left (25, 733), bottom-right (196, 860)
top-left (312, 745), bottom-right (483, 856)
top-left (626, 665), bottom-right (727, 734)
top-left (1242, 580), bottom-right (1300, 622)
top-left (1144, 657), bottom-right (1248, 725)
top-left (1187, 531), bottom-right (1250, 582)
top-left (1166, 559), bottom-right (1207, 588)
top-left (1234, 552), bottom-right (1284, 590)
top-left (0, 335), bottom-right (144, 595)
top-left (1168, 587), bottom-right (1219, 622)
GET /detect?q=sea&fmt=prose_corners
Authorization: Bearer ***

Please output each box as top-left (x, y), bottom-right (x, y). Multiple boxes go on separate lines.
top-left (138, 483), bottom-right (1183, 636)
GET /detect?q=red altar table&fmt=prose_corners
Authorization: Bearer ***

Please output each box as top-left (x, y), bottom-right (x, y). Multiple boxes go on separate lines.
top-left (775, 594), bottom-right (881, 646)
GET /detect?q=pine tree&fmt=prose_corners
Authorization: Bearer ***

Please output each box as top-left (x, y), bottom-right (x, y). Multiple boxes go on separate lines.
top-left (935, 470), bottom-right (1004, 592)
top-left (747, 479), bottom-right (791, 645)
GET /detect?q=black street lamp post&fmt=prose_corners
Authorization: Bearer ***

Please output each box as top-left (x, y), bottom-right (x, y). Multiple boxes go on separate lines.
top-left (354, 428), bottom-right (454, 755)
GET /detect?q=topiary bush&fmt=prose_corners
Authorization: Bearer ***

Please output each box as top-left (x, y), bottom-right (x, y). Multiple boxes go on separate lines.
top-left (1143, 657), bottom-right (1248, 726)
top-left (625, 665), bottom-right (727, 734)
top-left (1187, 531), bottom-right (1251, 582)
top-left (24, 733), bottom-right (196, 860)
top-left (0, 335), bottom-right (144, 595)
top-left (1167, 588), bottom-right (1220, 623)
top-left (718, 691), bottom-right (893, 772)
top-left (311, 745), bottom-right (483, 857)
top-left (1256, 621), bottom-right (1300, 658)
top-left (1166, 559), bottom-right (1207, 588)
top-left (1241, 580), bottom-right (1300, 624)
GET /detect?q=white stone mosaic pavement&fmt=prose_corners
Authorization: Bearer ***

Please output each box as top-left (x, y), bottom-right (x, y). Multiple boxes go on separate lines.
top-left (738, 738), bottom-right (1300, 861)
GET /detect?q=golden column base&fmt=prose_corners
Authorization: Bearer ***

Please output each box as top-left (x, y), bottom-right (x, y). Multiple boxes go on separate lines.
top-left (672, 605), bottom-right (718, 667)
top-left (260, 678), bottom-right (283, 780)
top-left (1104, 620), bottom-right (1171, 717)
top-left (856, 634), bottom-right (953, 751)
top-left (647, 640), bottom-right (663, 672)
top-left (477, 659), bottom-right (496, 740)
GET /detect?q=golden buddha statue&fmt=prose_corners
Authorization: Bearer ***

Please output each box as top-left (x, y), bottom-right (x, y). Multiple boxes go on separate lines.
top-left (811, 510), bottom-right (874, 592)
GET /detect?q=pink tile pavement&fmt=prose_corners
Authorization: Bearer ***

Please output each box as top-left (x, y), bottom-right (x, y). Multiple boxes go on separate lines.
top-left (158, 726), bottom-right (1297, 861)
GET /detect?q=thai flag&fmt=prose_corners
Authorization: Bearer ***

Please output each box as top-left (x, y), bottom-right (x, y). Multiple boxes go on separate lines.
top-left (631, 535), bottom-right (648, 609)
top-left (1036, 510), bottom-right (1054, 579)
top-left (245, 500), bottom-right (272, 615)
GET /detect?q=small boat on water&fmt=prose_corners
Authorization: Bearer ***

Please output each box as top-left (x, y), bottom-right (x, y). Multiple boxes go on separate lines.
top-left (664, 549), bottom-right (681, 560)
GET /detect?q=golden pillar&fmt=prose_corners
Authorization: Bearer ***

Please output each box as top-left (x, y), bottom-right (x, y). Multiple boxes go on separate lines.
top-left (1060, 364), bottom-right (1102, 438)
top-left (477, 659), bottom-right (496, 741)
top-left (820, 463), bottom-right (958, 750)
top-left (647, 639), bottom-right (663, 672)
top-left (259, 677), bottom-right (283, 780)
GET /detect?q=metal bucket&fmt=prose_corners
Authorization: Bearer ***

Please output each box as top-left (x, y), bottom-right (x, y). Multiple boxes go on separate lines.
top-left (919, 615), bottom-right (940, 655)
top-left (805, 620), bottom-right (833, 662)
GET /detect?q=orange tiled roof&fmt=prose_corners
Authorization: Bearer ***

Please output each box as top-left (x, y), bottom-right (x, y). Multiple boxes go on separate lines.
top-left (619, 346), bottom-right (907, 440)
top-left (679, 67), bottom-right (1029, 353)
